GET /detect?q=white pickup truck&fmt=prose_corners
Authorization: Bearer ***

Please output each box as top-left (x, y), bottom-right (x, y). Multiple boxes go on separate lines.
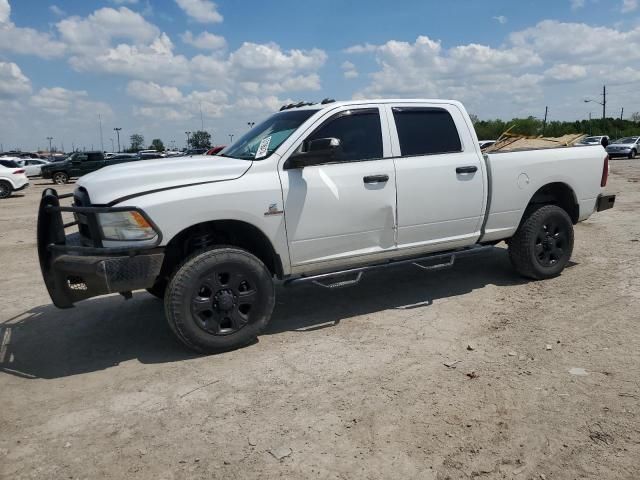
top-left (38, 98), bottom-right (615, 353)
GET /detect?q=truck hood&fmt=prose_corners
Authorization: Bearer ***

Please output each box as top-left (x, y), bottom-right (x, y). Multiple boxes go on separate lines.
top-left (77, 155), bottom-right (252, 205)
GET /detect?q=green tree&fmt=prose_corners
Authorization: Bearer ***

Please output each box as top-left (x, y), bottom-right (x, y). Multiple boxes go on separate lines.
top-left (190, 130), bottom-right (212, 149)
top-left (150, 138), bottom-right (164, 152)
top-left (129, 134), bottom-right (145, 152)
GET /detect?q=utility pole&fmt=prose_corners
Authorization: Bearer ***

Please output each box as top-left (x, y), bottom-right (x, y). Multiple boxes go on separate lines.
top-left (542, 106), bottom-right (548, 136)
top-left (114, 127), bottom-right (122, 152)
top-left (98, 114), bottom-right (104, 152)
top-left (110, 138), bottom-right (115, 152)
top-left (46, 137), bottom-right (53, 159)
top-left (229, 134), bottom-right (234, 143)
top-left (584, 85), bottom-right (607, 120)
top-left (620, 107), bottom-right (624, 121)
top-left (185, 131), bottom-right (191, 149)
top-left (199, 102), bottom-right (204, 131)
top-left (588, 112), bottom-right (592, 135)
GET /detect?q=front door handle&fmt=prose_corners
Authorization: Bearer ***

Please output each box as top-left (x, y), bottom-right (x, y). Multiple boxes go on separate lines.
top-left (363, 174), bottom-right (389, 184)
top-left (456, 166), bottom-right (478, 174)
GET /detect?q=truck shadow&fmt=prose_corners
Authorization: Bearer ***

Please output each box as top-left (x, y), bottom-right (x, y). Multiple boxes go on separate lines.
top-left (0, 248), bottom-right (572, 379)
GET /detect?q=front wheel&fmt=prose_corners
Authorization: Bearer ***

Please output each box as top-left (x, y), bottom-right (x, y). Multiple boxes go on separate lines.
top-left (0, 180), bottom-right (12, 199)
top-left (508, 205), bottom-right (574, 280)
top-left (164, 247), bottom-right (275, 353)
top-left (629, 149), bottom-right (637, 159)
top-left (52, 172), bottom-right (69, 184)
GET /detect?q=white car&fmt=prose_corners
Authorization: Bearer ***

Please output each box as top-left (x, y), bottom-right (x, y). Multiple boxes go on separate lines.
top-left (578, 136), bottom-right (609, 147)
top-left (0, 162), bottom-right (29, 199)
top-left (37, 98), bottom-right (615, 353)
top-left (16, 158), bottom-right (50, 177)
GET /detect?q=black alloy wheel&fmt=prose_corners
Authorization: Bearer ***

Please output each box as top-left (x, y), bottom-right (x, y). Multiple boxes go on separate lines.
top-left (534, 220), bottom-right (567, 267)
top-left (190, 268), bottom-right (258, 335)
top-left (164, 247), bottom-right (275, 353)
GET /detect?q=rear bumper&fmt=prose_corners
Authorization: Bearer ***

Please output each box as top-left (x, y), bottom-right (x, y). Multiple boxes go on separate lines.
top-left (37, 188), bottom-right (164, 308)
top-left (15, 181), bottom-right (29, 191)
top-left (597, 194), bottom-right (616, 212)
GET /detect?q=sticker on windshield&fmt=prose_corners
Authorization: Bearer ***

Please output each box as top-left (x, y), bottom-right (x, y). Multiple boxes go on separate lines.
top-left (255, 136), bottom-right (272, 159)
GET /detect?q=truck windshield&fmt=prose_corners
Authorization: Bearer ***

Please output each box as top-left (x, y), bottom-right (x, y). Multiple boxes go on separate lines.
top-left (222, 109), bottom-right (318, 160)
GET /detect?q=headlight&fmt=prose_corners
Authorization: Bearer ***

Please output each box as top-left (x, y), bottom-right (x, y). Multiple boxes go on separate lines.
top-left (97, 211), bottom-right (157, 241)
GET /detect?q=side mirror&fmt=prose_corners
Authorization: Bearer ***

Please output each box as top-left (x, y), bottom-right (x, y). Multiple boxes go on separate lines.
top-left (285, 138), bottom-right (342, 169)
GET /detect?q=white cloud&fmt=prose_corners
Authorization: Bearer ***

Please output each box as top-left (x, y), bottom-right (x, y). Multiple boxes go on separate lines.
top-left (181, 30), bottom-right (226, 50)
top-left (69, 33), bottom-right (191, 83)
top-left (110, 0), bottom-right (139, 4)
top-left (0, 0), bottom-right (66, 58)
top-left (56, 7), bottom-right (160, 55)
top-left (345, 22), bottom-right (640, 119)
top-left (0, 0), bottom-right (9, 23)
top-left (622, 0), bottom-right (638, 12)
top-left (0, 61), bottom-right (31, 98)
top-left (341, 61), bottom-right (358, 79)
top-left (344, 43), bottom-right (378, 54)
top-left (175, 0), bottom-right (223, 23)
top-left (544, 64), bottom-right (587, 81)
top-left (49, 5), bottom-right (66, 16)
top-left (493, 15), bottom-right (508, 25)
top-left (29, 87), bottom-right (112, 117)
top-left (129, 81), bottom-right (228, 120)
top-left (570, 0), bottom-right (585, 10)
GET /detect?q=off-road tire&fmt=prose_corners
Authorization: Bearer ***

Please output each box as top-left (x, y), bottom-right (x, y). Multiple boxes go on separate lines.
top-left (52, 172), bottom-right (69, 184)
top-left (508, 205), bottom-right (574, 280)
top-left (0, 180), bottom-right (12, 199)
top-left (164, 247), bottom-right (275, 353)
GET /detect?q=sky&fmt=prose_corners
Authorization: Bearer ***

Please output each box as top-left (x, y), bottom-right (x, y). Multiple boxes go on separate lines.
top-left (1, 0), bottom-right (640, 152)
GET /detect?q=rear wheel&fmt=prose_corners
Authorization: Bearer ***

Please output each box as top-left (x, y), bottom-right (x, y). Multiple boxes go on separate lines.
top-left (0, 180), bottom-right (12, 199)
top-left (629, 149), bottom-right (637, 159)
top-left (164, 247), bottom-right (275, 353)
top-left (52, 172), bottom-right (69, 184)
top-left (508, 205), bottom-right (574, 280)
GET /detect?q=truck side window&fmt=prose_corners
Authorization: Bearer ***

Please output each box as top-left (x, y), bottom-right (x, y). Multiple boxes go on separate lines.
top-left (393, 107), bottom-right (462, 156)
top-left (306, 109), bottom-right (383, 162)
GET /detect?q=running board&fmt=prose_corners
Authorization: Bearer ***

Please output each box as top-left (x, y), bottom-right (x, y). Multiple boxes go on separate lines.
top-left (284, 245), bottom-right (495, 289)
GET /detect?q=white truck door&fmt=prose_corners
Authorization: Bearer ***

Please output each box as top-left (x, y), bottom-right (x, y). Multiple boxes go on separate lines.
top-left (387, 104), bottom-right (485, 252)
top-left (280, 106), bottom-right (396, 268)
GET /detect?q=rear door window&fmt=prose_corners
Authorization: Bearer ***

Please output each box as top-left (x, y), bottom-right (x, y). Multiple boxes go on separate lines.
top-left (393, 107), bottom-right (462, 156)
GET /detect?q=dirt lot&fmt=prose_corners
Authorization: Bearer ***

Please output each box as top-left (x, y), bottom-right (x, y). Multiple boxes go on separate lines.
top-left (1, 162), bottom-right (639, 480)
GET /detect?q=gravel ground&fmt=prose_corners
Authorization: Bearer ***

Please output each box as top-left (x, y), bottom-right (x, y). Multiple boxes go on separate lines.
top-left (1, 162), bottom-right (638, 480)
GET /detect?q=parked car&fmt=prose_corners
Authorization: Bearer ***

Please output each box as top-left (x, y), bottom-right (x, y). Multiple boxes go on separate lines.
top-left (16, 158), bottom-right (50, 177)
top-left (138, 152), bottom-right (164, 160)
top-left (40, 151), bottom-right (140, 184)
top-left (185, 148), bottom-right (208, 155)
top-left (0, 158), bottom-right (21, 169)
top-left (37, 98), bottom-right (615, 353)
top-left (206, 146), bottom-right (226, 155)
top-left (0, 163), bottom-right (29, 199)
top-left (606, 136), bottom-right (640, 158)
top-left (478, 140), bottom-right (496, 150)
top-left (578, 136), bottom-right (609, 147)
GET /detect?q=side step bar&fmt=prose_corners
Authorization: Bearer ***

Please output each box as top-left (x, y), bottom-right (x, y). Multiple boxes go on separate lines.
top-left (284, 245), bottom-right (495, 289)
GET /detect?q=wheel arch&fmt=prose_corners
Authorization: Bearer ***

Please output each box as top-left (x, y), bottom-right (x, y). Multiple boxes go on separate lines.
top-left (160, 219), bottom-right (284, 281)
top-left (522, 182), bottom-right (579, 225)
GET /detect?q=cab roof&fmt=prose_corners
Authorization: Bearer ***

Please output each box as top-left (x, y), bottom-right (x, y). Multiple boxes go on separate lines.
top-left (280, 98), bottom-right (463, 112)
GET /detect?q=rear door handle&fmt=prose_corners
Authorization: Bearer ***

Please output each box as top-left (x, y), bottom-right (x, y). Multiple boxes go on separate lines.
top-left (456, 166), bottom-right (478, 174)
top-left (363, 174), bottom-right (389, 184)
